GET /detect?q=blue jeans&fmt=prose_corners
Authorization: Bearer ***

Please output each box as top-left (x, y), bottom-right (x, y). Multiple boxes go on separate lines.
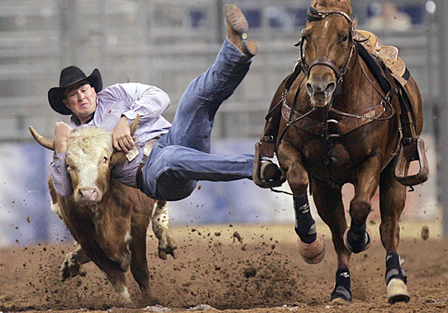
top-left (140, 39), bottom-right (255, 201)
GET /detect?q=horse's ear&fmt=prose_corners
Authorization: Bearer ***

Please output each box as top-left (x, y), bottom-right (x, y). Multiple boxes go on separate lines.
top-left (339, 0), bottom-right (352, 15)
top-left (352, 17), bottom-right (358, 30)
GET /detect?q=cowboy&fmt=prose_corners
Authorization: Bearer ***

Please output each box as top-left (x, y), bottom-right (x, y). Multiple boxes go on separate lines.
top-left (48, 4), bottom-right (281, 202)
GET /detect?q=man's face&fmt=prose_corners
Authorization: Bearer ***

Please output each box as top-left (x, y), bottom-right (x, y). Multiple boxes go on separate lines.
top-left (63, 82), bottom-right (97, 124)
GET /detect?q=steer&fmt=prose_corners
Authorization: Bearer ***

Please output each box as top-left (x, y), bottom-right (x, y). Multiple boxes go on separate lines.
top-left (29, 117), bottom-right (177, 306)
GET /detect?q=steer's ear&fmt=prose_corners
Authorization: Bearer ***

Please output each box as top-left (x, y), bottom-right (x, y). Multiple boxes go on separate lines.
top-left (110, 150), bottom-right (127, 168)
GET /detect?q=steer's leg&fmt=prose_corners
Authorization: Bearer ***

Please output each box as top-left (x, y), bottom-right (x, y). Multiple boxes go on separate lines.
top-left (379, 163), bottom-right (410, 304)
top-left (129, 224), bottom-right (150, 296)
top-left (77, 238), bottom-right (133, 306)
top-left (102, 269), bottom-right (133, 307)
top-left (60, 241), bottom-right (90, 281)
top-left (152, 201), bottom-right (178, 260)
top-left (311, 178), bottom-right (352, 303)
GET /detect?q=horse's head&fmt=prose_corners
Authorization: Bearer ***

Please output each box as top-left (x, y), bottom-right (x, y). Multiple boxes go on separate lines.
top-left (299, 0), bottom-right (355, 108)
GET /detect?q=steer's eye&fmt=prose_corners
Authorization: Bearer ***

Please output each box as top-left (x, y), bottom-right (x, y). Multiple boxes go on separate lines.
top-left (67, 164), bottom-right (75, 171)
top-left (103, 157), bottom-right (108, 164)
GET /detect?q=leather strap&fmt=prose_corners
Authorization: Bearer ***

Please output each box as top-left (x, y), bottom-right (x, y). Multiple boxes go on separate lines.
top-left (135, 137), bottom-right (160, 190)
top-left (281, 102), bottom-right (386, 136)
top-left (136, 158), bottom-right (147, 191)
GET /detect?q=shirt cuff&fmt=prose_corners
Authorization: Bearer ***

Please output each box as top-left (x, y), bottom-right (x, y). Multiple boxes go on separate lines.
top-left (51, 151), bottom-right (67, 174)
top-left (122, 111), bottom-right (137, 123)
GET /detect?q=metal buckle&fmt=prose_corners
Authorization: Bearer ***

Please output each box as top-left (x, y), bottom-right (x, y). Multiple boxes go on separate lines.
top-left (262, 135), bottom-right (275, 142)
top-left (327, 119), bottom-right (340, 138)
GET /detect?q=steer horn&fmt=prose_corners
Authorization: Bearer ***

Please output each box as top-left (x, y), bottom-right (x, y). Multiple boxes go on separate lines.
top-left (29, 126), bottom-right (55, 150)
top-left (29, 114), bottom-right (140, 151)
top-left (130, 114), bottom-right (140, 136)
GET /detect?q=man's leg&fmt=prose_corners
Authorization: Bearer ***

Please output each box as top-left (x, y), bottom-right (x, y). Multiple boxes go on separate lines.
top-left (142, 145), bottom-right (254, 201)
top-left (140, 5), bottom-right (278, 200)
top-left (159, 5), bottom-right (256, 152)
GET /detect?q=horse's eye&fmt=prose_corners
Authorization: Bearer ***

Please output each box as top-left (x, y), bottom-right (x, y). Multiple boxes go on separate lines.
top-left (342, 35), bottom-right (349, 43)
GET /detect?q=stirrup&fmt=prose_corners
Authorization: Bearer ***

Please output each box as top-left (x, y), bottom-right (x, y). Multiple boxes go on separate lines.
top-left (394, 137), bottom-right (429, 186)
top-left (253, 142), bottom-right (285, 188)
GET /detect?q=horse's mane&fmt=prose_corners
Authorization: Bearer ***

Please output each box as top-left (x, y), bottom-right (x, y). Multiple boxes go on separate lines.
top-left (311, 0), bottom-right (352, 15)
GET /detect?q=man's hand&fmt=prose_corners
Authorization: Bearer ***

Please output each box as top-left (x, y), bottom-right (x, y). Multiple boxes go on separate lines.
top-left (112, 116), bottom-right (135, 153)
top-left (54, 122), bottom-right (73, 154)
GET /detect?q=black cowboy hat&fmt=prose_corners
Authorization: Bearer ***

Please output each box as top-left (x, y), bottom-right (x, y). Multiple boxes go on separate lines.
top-left (48, 66), bottom-right (103, 115)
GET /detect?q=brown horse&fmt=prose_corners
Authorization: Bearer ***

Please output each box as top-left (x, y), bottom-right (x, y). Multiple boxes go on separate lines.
top-left (262, 0), bottom-right (427, 305)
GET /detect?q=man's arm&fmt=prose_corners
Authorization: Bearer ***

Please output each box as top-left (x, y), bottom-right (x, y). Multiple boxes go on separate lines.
top-left (50, 122), bottom-right (73, 197)
top-left (115, 83), bottom-right (170, 123)
top-left (109, 83), bottom-right (170, 152)
top-left (111, 116), bottom-right (134, 153)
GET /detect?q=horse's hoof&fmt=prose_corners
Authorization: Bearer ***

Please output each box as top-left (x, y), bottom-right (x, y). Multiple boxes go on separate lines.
top-left (297, 233), bottom-right (325, 264)
top-left (387, 278), bottom-right (410, 304)
top-left (330, 286), bottom-right (352, 304)
top-left (330, 296), bottom-right (351, 305)
top-left (343, 226), bottom-right (371, 253)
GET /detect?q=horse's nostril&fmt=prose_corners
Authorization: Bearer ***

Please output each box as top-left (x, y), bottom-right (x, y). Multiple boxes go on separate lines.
top-left (306, 82), bottom-right (314, 95)
top-left (326, 82), bottom-right (336, 94)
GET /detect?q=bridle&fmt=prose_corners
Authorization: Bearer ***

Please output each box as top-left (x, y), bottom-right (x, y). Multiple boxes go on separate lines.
top-left (277, 6), bottom-right (358, 148)
top-left (266, 6), bottom-right (398, 194)
top-left (296, 6), bottom-right (356, 94)
top-left (275, 6), bottom-right (394, 187)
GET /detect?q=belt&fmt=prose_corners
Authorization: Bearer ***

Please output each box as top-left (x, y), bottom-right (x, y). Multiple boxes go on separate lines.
top-left (136, 137), bottom-right (159, 190)
top-left (136, 157), bottom-right (147, 190)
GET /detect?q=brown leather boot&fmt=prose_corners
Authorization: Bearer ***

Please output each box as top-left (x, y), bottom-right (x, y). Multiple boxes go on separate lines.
top-left (224, 4), bottom-right (258, 57)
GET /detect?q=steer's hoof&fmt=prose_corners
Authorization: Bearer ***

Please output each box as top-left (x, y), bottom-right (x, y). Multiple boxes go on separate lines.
top-left (343, 226), bottom-right (371, 254)
top-left (297, 233), bottom-right (325, 264)
top-left (387, 278), bottom-right (410, 304)
top-left (158, 229), bottom-right (178, 260)
top-left (60, 254), bottom-right (86, 281)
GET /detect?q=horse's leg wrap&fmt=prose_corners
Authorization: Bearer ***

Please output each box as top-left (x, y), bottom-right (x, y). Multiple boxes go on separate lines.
top-left (330, 266), bottom-right (352, 303)
top-left (293, 194), bottom-right (316, 244)
top-left (385, 251), bottom-right (410, 304)
top-left (344, 223), bottom-right (371, 254)
top-left (294, 194), bottom-right (325, 264)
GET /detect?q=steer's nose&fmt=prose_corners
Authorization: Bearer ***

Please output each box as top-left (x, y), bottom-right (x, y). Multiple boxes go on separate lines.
top-left (78, 188), bottom-right (99, 202)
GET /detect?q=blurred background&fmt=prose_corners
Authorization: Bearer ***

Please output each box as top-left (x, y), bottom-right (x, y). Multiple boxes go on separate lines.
top-left (0, 0), bottom-right (445, 246)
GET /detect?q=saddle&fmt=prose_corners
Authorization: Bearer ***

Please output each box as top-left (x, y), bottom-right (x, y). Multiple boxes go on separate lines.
top-left (355, 30), bottom-right (429, 186)
top-left (354, 30), bottom-right (408, 86)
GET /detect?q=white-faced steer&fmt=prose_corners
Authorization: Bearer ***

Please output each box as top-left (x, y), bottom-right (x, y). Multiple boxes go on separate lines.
top-left (29, 118), bottom-right (177, 306)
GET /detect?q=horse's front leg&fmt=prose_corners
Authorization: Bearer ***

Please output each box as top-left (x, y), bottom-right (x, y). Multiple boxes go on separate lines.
top-left (311, 178), bottom-right (352, 303)
top-left (379, 162), bottom-right (410, 304)
top-left (278, 143), bottom-right (325, 264)
top-left (344, 157), bottom-right (381, 254)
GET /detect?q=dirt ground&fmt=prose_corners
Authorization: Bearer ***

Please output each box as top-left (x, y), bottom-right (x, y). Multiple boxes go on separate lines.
top-left (0, 224), bottom-right (447, 313)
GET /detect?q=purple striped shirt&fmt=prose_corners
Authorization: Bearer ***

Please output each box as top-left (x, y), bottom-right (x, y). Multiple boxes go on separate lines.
top-left (50, 82), bottom-right (171, 196)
